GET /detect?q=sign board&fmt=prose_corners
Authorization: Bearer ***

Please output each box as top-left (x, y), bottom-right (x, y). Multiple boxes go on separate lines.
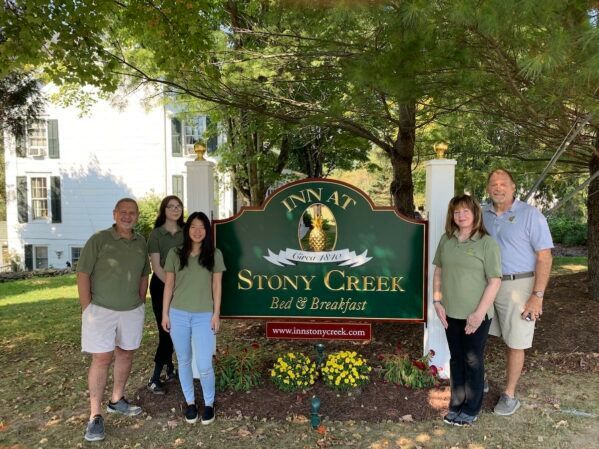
top-left (214, 179), bottom-right (427, 322)
top-left (266, 322), bottom-right (372, 341)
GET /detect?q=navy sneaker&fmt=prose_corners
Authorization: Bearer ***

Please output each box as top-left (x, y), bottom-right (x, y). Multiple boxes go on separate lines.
top-left (107, 397), bottom-right (142, 416)
top-left (84, 415), bottom-right (105, 442)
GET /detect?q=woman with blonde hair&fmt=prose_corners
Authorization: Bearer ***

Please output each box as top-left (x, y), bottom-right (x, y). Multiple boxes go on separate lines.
top-left (433, 194), bottom-right (502, 426)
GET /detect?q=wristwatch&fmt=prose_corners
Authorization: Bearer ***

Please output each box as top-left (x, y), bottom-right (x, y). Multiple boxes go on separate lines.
top-left (533, 291), bottom-right (544, 299)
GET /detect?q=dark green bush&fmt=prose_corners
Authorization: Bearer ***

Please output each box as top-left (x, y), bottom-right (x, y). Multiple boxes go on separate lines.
top-left (548, 217), bottom-right (587, 246)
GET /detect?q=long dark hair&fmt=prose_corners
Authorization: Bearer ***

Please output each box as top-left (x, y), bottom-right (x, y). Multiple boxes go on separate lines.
top-left (444, 194), bottom-right (489, 239)
top-left (177, 212), bottom-right (215, 271)
top-left (154, 195), bottom-right (185, 229)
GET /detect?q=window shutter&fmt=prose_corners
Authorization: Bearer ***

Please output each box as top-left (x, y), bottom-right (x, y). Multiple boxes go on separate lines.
top-left (24, 245), bottom-right (33, 271)
top-left (16, 134), bottom-right (26, 157)
top-left (206, 117), bottom-right (217, 152)
top-left (47, 119), bottom-right (60, 158)
top-left (171, 118), bottom-right (182, 157)
top-left (172, 175), bottom-right (184, 202)
top-left (17, 176), bottom-right (28, 223)
top-left (51, 176), bottom-right (62, 223)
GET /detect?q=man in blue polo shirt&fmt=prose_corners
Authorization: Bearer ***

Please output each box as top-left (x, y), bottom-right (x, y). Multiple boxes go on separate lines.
top-left (483, 169), bottom-right (553, 416)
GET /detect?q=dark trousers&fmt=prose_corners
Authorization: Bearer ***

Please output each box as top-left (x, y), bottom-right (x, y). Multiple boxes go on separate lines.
top-left (150, 275), bottom-right (174, 369)
top-left (445, 316), bottom-right (491, 416)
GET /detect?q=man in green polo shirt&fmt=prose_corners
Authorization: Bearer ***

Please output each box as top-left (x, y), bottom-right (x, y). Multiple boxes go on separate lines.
top-left (77, 198), bottom-right (150, 442)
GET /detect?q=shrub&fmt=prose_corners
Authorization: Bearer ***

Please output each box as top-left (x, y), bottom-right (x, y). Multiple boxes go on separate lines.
top-left (321, 350), bottom-right (371, 390)
top-left (214, 347), bottom-right (261, 392)
top-left (134, 193), bottom-right (162, 240)
top-left (548, 216), bottom-right (587, 246)
top-left (271, 352), bottom-right (318, 392)
top-left (381, 350), bottom-right (439, 389)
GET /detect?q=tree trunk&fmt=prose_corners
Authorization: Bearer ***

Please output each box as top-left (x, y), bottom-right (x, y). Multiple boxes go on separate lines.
top-left (588, 130), bottom-right (599, 301)
top-left (389, 101), bottom-right (416, 217)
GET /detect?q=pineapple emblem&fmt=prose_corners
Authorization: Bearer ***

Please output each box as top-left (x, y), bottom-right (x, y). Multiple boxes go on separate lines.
top-left (309, 215), bottom-right (326, 252)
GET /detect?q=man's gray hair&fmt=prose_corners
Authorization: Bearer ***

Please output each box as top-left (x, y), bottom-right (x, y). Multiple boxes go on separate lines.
top-left (114, 197), bottom-right (139, 212)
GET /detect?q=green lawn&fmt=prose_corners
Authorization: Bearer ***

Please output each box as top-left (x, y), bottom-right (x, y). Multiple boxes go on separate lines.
top-left (0, 266), bottom-right (597, 448)
top-left (552, 256), bottom-right (588, 276)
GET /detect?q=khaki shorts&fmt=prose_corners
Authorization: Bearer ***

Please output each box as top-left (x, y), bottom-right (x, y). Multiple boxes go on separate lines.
top-left (489, 277), bottom-right (536, 349)
top-left (81, 303), bottom-right (145, 353)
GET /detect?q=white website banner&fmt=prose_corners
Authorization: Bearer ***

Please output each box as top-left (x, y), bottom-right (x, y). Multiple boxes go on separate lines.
top-left (264, 248), bottom-right (372, 267)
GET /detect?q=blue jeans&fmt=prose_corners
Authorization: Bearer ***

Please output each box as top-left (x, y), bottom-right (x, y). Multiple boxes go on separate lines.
top-left (168, 308), bottom-right (215, 406)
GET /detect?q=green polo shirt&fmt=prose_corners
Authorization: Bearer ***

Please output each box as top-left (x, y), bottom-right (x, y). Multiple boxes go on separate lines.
top-left (148, 226), bottom-right (184, 267)
top-left (77, 226), bottom-right (151, 311)
top-left (164, 248), bottom-right (226, 313)
top-left (433, 232), bottom-right (502, 320)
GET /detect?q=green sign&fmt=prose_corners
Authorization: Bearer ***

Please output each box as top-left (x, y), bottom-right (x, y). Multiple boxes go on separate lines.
top-left (214, 179), bottom-right (426, 321)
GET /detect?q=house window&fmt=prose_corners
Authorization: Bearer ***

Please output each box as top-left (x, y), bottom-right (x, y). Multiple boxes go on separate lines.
top-left (172, 175), bottom-right (184, 202)
top-left (27, 120), bottom-right (48, 156)
top-left (30, 177), bottom-right (49, 220)
top-left (71, 247), bottom-right (82, 267)
top-left (183, 117), bottom-right (206, 155)
top-left (16, 119), bottom-right (60, 159)
top-left (34, 246), bottom-right (48, 270)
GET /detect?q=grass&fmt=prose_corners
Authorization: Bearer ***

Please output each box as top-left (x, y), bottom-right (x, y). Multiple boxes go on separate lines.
top-left (552, 256), bottom-right (587, 276)
top-left (0, 267), bottom-right (597, 449)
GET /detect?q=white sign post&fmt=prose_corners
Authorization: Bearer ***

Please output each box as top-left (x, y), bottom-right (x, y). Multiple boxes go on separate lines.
top-left (423, 155), bottom-right (456, 379)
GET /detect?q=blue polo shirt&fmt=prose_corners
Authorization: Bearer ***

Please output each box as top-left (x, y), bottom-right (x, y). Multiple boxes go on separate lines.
top-left (483, 199), bottom-right (553, 275)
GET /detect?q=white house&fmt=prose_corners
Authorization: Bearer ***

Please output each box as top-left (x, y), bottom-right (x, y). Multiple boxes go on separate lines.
top-left (2, 87), bottom-right (235, 270)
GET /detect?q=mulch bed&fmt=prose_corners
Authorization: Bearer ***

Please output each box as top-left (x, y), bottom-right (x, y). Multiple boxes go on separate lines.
top-left (137, 272), bottom-right (597, 423)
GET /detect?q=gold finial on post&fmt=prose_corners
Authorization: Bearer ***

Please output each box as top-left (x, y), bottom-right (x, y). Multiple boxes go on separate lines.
top-left (434, 142), bottom-right (448, 159)
top-left (194, 140), bottom-right (207, 161)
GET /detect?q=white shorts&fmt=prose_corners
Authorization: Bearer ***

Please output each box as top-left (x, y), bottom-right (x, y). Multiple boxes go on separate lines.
top-left (81, 303), bottom-right (145, 353)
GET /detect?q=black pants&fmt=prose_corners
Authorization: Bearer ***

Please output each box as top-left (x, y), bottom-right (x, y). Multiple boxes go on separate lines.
top-left (445, 316), bottom-right (492, 416)
top-left (150, 275), bottom-right (174, 368)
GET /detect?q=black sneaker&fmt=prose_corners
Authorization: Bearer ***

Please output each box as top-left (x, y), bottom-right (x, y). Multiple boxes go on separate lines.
top-left (453, 412), bottom-right (478, 427)
top-left (443, 410), bottom-right (460, 425)
top-left (201, 406), bottom-right (215, 425)
top-left (165, 368), bottom-right (178, 382)
top-left (185, 404), bottom-right (198, 424)
top-left (84, 415), bottom-right (105, 442)
top-left (147, 379), bottom-right (165, 395)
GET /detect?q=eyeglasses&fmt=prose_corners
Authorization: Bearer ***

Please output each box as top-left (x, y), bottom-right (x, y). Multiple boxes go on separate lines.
top-left (166, 204), bottom-right (182, 211)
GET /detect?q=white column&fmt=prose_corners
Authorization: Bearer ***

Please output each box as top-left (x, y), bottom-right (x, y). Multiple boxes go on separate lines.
top-left (423, 158), bottom-right (456, 379)
top-left (185, 160), bottom-right (215, 219)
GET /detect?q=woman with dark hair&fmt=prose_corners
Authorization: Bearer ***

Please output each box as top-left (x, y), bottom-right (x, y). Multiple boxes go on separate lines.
top-left (433, 194), bottom-right (502, 426)
top-left (146, 196), bottom-right (185, 394)
top-left (162, 212), bottom-right (225, 425)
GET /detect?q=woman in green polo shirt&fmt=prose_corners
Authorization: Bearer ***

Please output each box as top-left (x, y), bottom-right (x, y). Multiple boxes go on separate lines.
top-left (162, 211), bottom-right (225, 425)
top-left (147, 196), bottom-right (185, 394)
top-left (433, 194), bottom-right (502, 426)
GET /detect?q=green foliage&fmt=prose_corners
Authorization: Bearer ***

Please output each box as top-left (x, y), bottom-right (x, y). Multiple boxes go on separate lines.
top-left (548, 216), bottom-right (588, 246)
top-left (382, 350), bottom-right (438, 389)
top-left (214, 347), bottom-right (262, 392)
top-left (321, 350), bottom-right (371, 391)
top-left (270, 352), bottom-right (318, 392)
top-left (134, 193), bottom-right (162, 240)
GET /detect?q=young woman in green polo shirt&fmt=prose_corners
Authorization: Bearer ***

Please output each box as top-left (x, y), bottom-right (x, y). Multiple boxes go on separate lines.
top-left (162, 211), bottom-right (225, 425)
top-left (433, 194), bottom-right (502, 426)
top-left (147, 196), bottom-right (185, 394)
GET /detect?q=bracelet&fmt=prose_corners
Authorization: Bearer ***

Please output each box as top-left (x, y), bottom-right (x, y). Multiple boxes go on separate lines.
top-left (433, 300), bottom-right (442, 304)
